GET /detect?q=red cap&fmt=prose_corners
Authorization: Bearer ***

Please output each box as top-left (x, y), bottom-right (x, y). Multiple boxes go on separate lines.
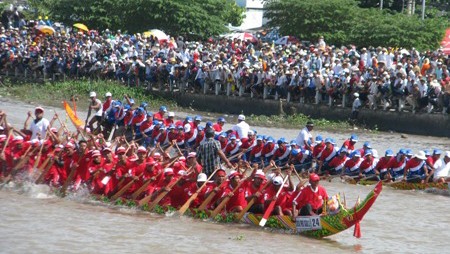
top-left (309, 173), bottom-right (320, 182)
top-left (116, 147), bottom-right (126, 154)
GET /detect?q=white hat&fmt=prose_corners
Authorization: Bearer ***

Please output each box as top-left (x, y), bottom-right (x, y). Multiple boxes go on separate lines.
top-left (197, 173), bottom-right (207, 182)
top-left (248, 130), bottom-right (254, 135)
top-left (168, 112), bottom-right (175, 117)
top-left (414, 151), bottom-right (427, 160)
top-left (89, 91), bottom-right (97, 97)
top-left (272, 176), bottom-right (283, 185)
top-left (353, 93), bottom-right (359, 97)
top-left (238, 114), bottom-right (245, 121)
top-left (372, 149), bottom-right (379, 158)
top-left (105, 92), bottom-right (112, 97)
top-left (178, 170), bottom-right (187, 176)
top-left (0, 126), bottom-right (4, 131)
top-left (445, 151), bottom-right (450, 158)
top-left (187, 152), bottom-right (196, 158)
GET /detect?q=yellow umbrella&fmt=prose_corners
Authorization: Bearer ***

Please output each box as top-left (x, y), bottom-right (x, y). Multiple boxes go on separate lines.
top-left (143, 29), bottom-right (168, 40)
top-left (37, 25), bottom-right (55, 35)
top-left (73, 23), bottom-right (89, 32)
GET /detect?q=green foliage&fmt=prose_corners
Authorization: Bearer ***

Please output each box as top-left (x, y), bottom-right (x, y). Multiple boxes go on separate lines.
top-left (153, 205), bottom-right (165, 214)
top-left (264, 0), bottom-right (449, 51)
top-left (32, 0), bottom-right (244, 38)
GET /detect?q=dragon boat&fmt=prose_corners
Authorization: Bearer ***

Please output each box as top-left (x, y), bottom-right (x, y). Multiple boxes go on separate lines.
top-left (239, 181), bottom-right (382, 238)
top-left (350, 178), bottom-right (448, 191)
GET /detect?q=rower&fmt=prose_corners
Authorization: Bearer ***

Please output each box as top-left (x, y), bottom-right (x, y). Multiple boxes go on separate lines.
top-left (262, 171), bottom-right (294, 216)
top-left (375, 149), bottom-right (394, 180)
top-left (219, 170), bottom-right (247, 213)
top-left (243, 169), bottom-right (266, 214)
top-left (386, 149), bottom-right (407, 182)
top-left (433, 151), bottom-right (450, 183)
top-left (322, 147), bottom-right (348, 176)
top-left (342, 152), bottom-right (362, 177)
top-left (294, 173), bottom-right (328, 216)
top-left (403, 151), bottom-right (429, 183)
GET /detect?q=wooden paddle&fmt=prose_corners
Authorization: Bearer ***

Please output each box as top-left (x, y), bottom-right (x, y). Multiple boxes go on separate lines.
top-left (60, 153), bottom-right (84, 197)
top-left (197, 176), bottom-right (230, 211)
top-left (143, 168), bottom-right (193, 210)
top-left (1, 145), bottom-right (35, 186)
top-left (209, 178), bottom-right (247, 218)
top-left (35, 158), bottom-right (55, 184)
top-left (177, 168), bottom-right (219, 216)
top-left (107, 124), bottom-right (116, 142)
top-left (32, 132), bottom-right (49, 172)
top-left (235, 176), bottom-right (273, 221)
top-left (259, 175), bottom-right (289, 227)
top-left (110, 173), bottom-right (144, 201)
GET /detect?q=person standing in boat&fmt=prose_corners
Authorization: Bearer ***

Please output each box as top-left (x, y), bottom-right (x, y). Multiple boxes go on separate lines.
top-left (196, 128), bottom-right (232, 177)
top-left (87, 92), bottom-right (103, 133)
top-left (24, 106), bottom-right (50, 140)
top-left (295, 121), bottom-right (314, 151)
top-left (433, 151), bottom-right (450, 183)
top-left (231, 114), bottom-right (250, 139)
top-left (294, 173), bottom-right (328, 216)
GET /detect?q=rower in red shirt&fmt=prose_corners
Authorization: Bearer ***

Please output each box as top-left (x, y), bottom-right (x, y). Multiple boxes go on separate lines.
top-left (212, 117), bottom-right (226, 136)
top-left (152, 168), bottom-right (179, 207)
top-left (294, 173), bottom-right (328, 216)
top-left (375, 149), bottom-right (394, 180)
top-left (343, 153), bottom-right (362, 177)
top-left (316, 138), bottom-right (336, 173)
top-left (190, 173), bottom-right (209, 208)
top-left (262, 170), bottom-right (294, 216)
top-left (164, 112), bottom-right (175, 126)
top-left (322, 147), bottom-right (348, 176)
top-left (218, 170), bottom-right (247, 212)
top-left (203, 169), bottom-right (228, 210)
top-left (243, 169), bottom-right (267, 214)
top-left (153, 106), bottom-right (167, 122)
top-left (224, 135), bottom-right (241, 162)
top-left (169, 170), bottom-right (194, 209)
top-left (341, 134), bottom-right (358, 154)
top-left (249, 136), bottom-right (264, 163)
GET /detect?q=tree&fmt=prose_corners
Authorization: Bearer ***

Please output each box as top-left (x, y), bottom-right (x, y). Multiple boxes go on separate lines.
top-left (28, 0), bottom-right (245, 37)
top-left (264, 0), bottom-right (449, 51)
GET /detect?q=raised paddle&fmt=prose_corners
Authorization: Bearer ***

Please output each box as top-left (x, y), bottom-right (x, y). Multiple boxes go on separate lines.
top-left (1, 145), bottom-right (35, 184)
top-left (259, 175), bottom-right (289, 227)
top-left (177, 168), bottom-right (219, 216)
top-left (1, 129), bottom-right (13, 174)
top-left (110, 173), bottom-right (144, 201)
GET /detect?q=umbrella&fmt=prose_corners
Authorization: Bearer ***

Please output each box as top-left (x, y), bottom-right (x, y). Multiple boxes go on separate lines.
top-left (441, 29), bottom-right (450, 55)
top-left (73, 23), bottom-right (89, 32)
top-left (231, 32), bottom-right (257, 43)
top-left (143, 29), bottom-right (169, 40)
top-left (274, 36), bottom-right (299, 45)
top-left (36, 25), bottom-right (55, 35)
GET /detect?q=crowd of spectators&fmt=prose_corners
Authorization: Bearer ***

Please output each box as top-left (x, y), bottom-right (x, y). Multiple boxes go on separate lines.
top-left (1, 16), bottom-right (450, 114)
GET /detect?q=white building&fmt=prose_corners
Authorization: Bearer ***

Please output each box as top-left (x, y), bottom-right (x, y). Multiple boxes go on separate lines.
top-left (235, 0), bottom-right (268, 30)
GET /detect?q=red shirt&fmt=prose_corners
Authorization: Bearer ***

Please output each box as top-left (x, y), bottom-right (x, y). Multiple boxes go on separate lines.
top-left (221, 182), bottom-right (247, 211)
top-left (263, 184), bottom-right (291, 210)
top-left (295, 185), bottom-right (328, 210)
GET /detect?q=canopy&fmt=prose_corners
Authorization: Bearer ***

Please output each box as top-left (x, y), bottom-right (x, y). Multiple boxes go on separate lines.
top-left (36, 25), bottom-right (55, 35)
top-left (441, 28), bottom-right (450, 55)
top-left (229, 32), bottom-right (257, 43)
top-left (274, 36), bottom-right (299, 45)
top-left (73, 23), bottom-right (89, 32)
top-left (143, 29), bottom-right (169, 40)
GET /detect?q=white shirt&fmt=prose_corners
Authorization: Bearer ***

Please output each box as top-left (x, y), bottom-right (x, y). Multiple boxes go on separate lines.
top-left (232, 121), bottom-right (250, 139)
top-left (295, 127), bottom-right (312, 147)
top-left (352, 98), bottom-right (361, 111)
top-left (92, 98), bottom-right (103, 117)
top-left (433, 159), bottom-right (450, 180)
top-left (30, 118), bottom-right (50, 140)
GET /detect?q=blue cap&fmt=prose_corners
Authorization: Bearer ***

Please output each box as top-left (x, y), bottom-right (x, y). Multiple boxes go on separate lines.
top-left (194, 115), bottom-right (202, 121)
top-left (363, 142), bottom-right (372, 148)
top-left (177, 125), bottom-right (184, 129)
top-left (124, 105), bottom-right (131, 110)
top-left (197, 126), bottom-right (204, 131)
top-left (331, 138), bottom-right (336, 145)
top-left (364, 149), bottom-right (373, 156)
top-left (290, 140), bottom-right (297, 146)
top-left (129, 98), bottom-right (135, 104)
top-left (185, 116), bottom-right (193, 123)
top-left (159, 125), bottom-right (166, 130)
top-left (140, 102), bottom-right (148, 108)
top-left (206, 121), bottom-right (213, 127)
top-left (324, 138), bottom-right (332, 144)
top-left (220, 132), bottom-right (227, 138)
top-left (406, 149), bottom-right (413, 156)
top-left (137, 107), bottom-right (145, 112)
top-left (168, 124), bottom-right (176, 129)
top-left (218, 117), bottom-right (226, 123)
top-left (159, 106), bottom-right (167, 112)
top-left (291, 149), bottom-right (300, 156)
top-left (339, 147), bottom-right (348, 153)
top-left (256, 135), bottom-right (263, 141)
top-left (152, 120), bottom-right (160, 125)
top-left (385, 149), bottom-right (394, 156)
top-left (267, 137), bottom-right (274, 143)
top-left (147, 112), bottom-right (153, 117)
top-left (277, 138), bottom-right (285, 144)
top-left (315, 135), bottom-right (323, 144)
top-left (230, 135), bottom-right (237, 140)
top-left (350, 134), bottom-right (358, 142)
top-left (433, 149), bottom-right (442, 155)
top-left (424, 150), bottom-right (431, 156)
top-left (398, 149), bottom-right (406, 155)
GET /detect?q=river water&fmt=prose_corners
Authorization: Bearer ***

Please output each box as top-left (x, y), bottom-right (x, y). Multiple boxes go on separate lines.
top-left (1, 97), bottom-right (449, 254)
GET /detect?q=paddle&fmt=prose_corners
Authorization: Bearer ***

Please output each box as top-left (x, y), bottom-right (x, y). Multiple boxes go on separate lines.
top-left (235, 180), bottom-right (272, 221)
top-left (110, 173), bottom-right (144, 201)
top-left (1, 129), bottom-right (13, 174)
top-left (107, 124), bottom-right (116, 142)
top-left (209, 172), bottom-right (248, 218)
top-left (196, 174), bottom-right (230, 211)
top-left (259, 175), bottom-right (289, 227)
top-left (177, 168), bottom-right (219, 216)
top-left (1, 145), bottom-right (35, 185)
top-left (35, 158), bottom-right (55, 185)
top-left (84, 101), bottom-right (92, 132)
top-left (60, 153), bottom-right (84, 197)
top-left (130, 170), bottom-right (163, 200)
top-left (143, 167), bottom-right (193, 210)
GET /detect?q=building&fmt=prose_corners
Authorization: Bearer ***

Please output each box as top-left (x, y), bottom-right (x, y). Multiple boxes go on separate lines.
top-left (235, 0), bottom-right (268, 30)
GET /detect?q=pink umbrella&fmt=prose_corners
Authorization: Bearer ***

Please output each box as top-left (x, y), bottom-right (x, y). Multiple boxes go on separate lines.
top-left (232, 32), bottom-right (257, 43)
top-left (441, 29), bottom-right (450, 55)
